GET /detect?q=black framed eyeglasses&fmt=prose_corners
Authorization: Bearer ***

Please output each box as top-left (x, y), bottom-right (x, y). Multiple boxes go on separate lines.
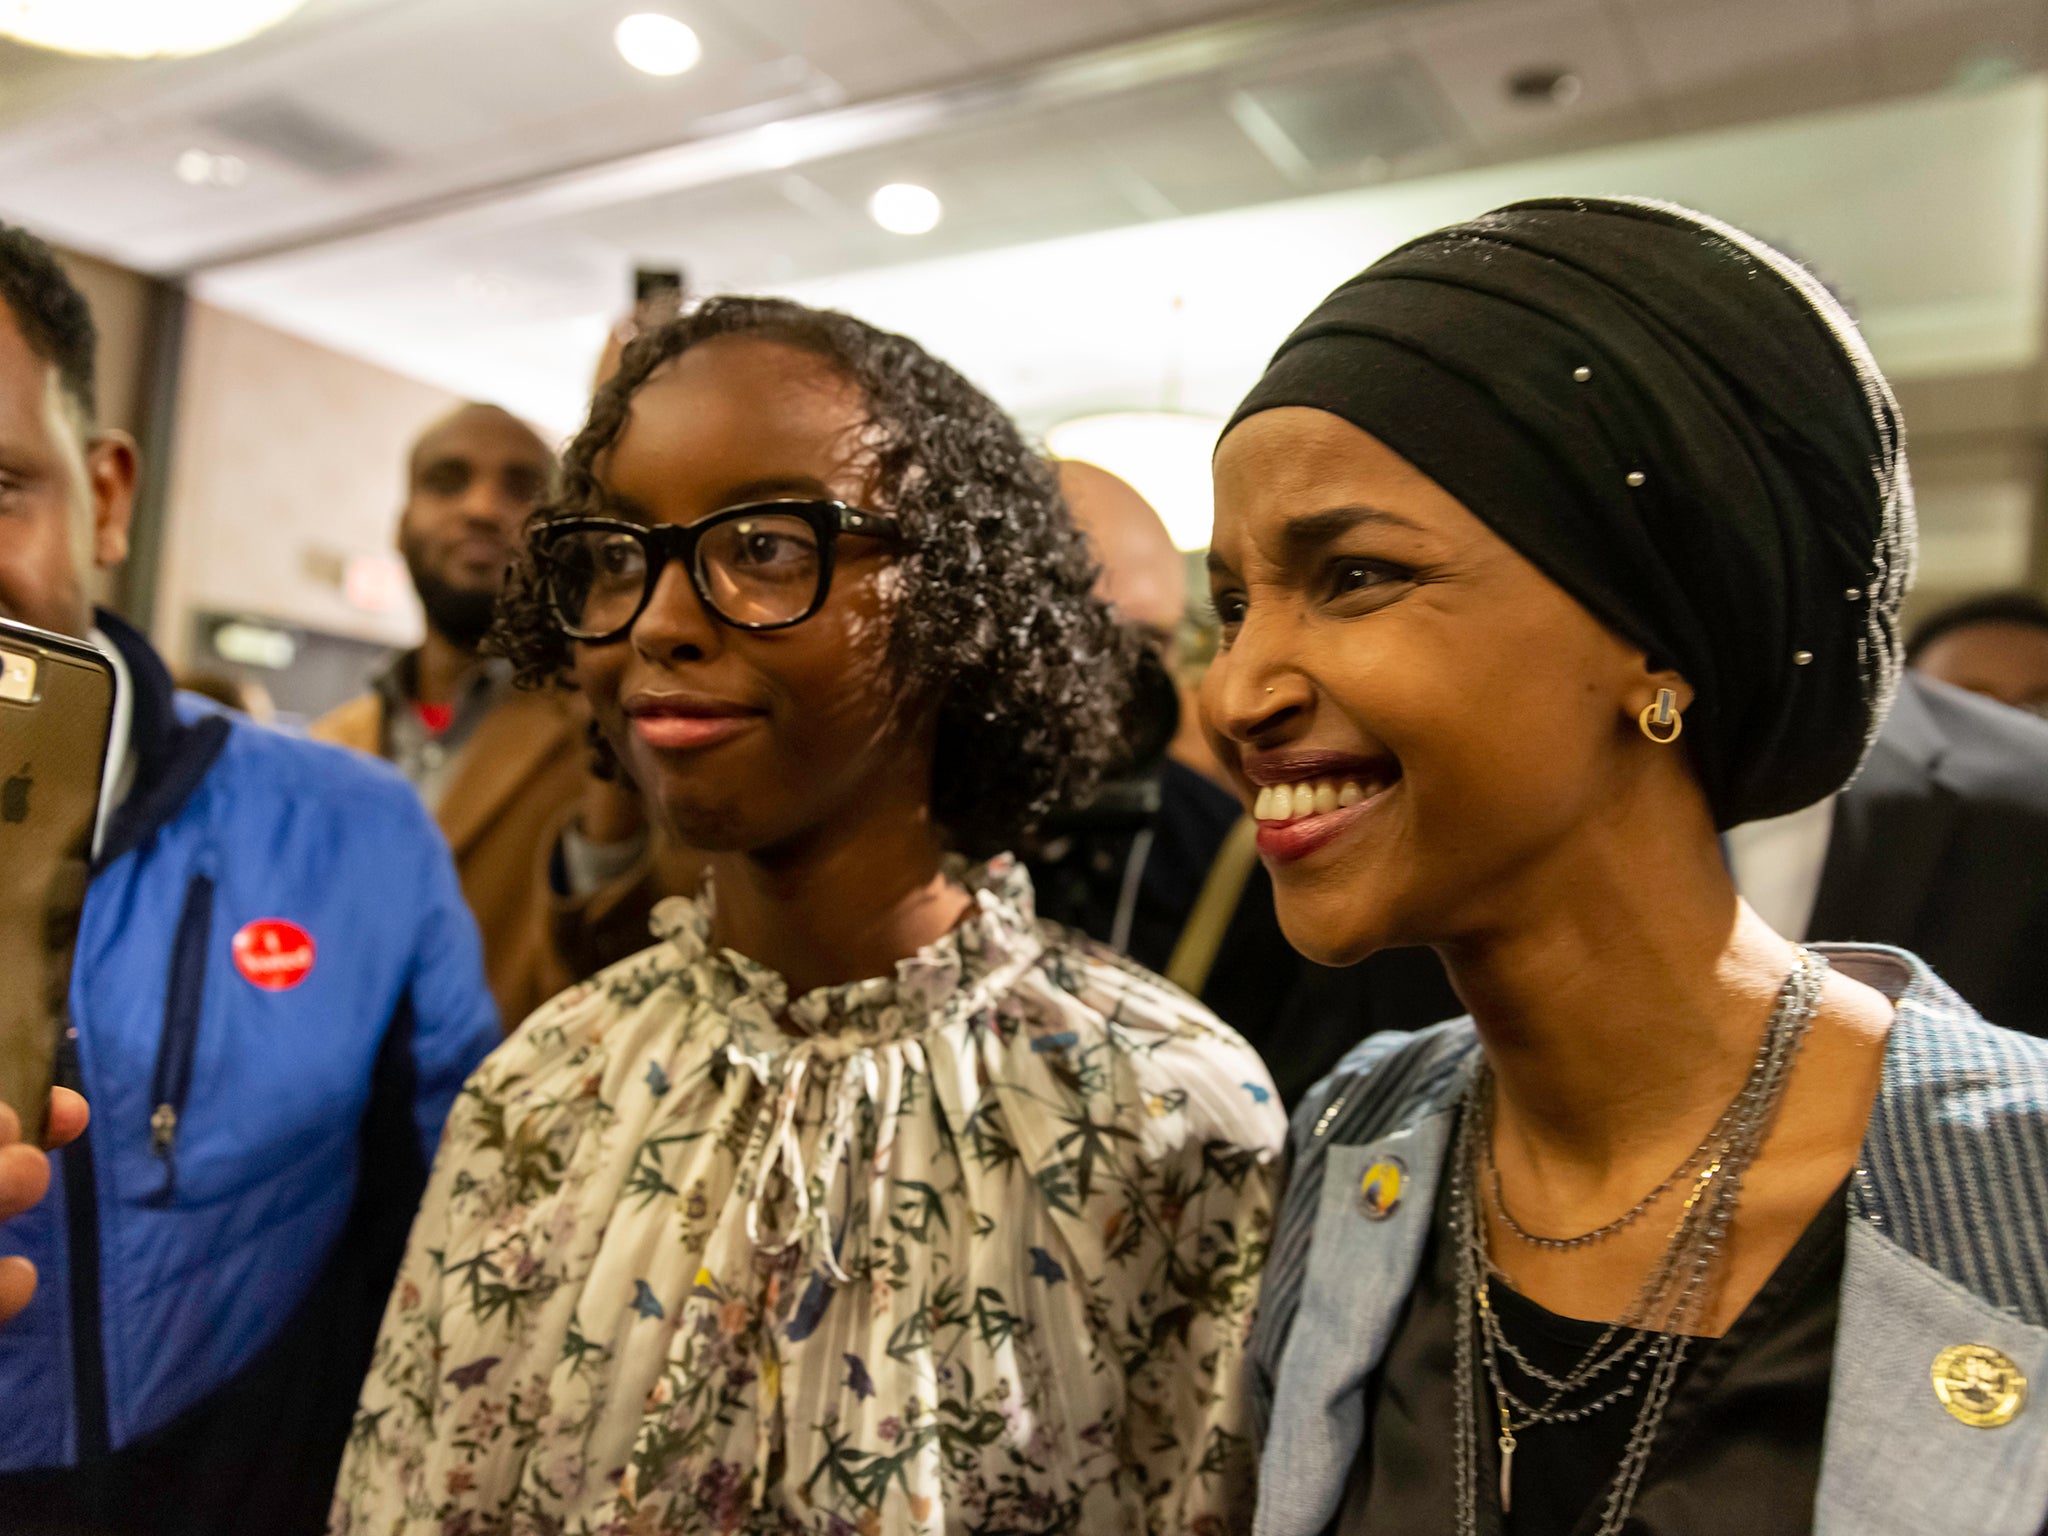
top-left (533, 499), bottom-right (902, 641)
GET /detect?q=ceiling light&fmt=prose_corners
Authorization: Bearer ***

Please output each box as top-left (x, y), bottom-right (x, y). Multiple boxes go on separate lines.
top-left (869, 183), bottom-right (941, 236)
top-left (1506, 65), bottom-right (1583, 107)
top-left (615, 13), bottom-right (701, 77)
top-left (1046, 412), bottom-right (1228, 553)
top-left (0, 0), bottom-right (308, 59)
top-left (174, 148), bottom-right (248, 187)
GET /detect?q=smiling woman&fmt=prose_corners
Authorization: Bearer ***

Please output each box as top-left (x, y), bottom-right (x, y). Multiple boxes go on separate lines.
top-left (1211, 200), bottom-right (2048, 1536)
top-left (330, 296), bottom-right (1285, 1536)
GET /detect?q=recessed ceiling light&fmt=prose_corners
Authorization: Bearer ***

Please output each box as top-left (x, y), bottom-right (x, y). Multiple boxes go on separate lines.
top-left (1506, 65), bottom-right (1583, 107)
top-left (615, 13), bottom-right (701, 77)
top-left (869, 183), bottom-right (941, 236)
top-left (0, 0), bottom-right (309, 59)
top-left (174, 148), bottom-right (249, 187)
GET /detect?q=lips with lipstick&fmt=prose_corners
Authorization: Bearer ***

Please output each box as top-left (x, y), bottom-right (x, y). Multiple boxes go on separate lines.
top-left (625, 693), bottom-right (765, 751)
top-left (1242, 753), bottom-right (1402, 862)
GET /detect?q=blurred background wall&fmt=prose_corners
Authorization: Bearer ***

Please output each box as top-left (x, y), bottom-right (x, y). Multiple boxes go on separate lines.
top-left (5, 0), bottom-right (2045, 714)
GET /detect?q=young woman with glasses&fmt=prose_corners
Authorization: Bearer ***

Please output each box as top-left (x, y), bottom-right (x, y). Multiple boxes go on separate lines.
top-left (329, 297), bottom-right (1284, 1536)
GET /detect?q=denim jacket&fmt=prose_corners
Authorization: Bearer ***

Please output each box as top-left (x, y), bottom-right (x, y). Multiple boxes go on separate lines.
top-left (1249, 946), bottom-right (2048, 1536)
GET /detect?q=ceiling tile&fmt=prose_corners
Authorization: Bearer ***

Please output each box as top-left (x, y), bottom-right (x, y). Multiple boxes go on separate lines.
top-left (1872, 0), bottom-right (2044, 95)
top-left (1060, 81), bottom-right (1291, 215)
top-left (919, 0), bottom-right (1151, 66)
top-left (1402, 0), bottom-right (1650, 149)
top-left (1137, 0), bottom-right (1279, 20)
top-left (1869, 0), bottom-right (2028, 22)
top-left (1622, 0), bottom-right (1860, 95)
top-left (719, 0), bottom-right (979, 97)
top-left (1667, 55), bottom-right (1872, 138)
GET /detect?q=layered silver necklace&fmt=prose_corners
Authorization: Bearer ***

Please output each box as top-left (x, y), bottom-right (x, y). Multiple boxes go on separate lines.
top-left (1450, 950), bottom-right (1826, 1536)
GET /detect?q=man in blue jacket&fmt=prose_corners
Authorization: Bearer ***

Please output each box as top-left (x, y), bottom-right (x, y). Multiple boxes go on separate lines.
top-left (0, 227), bottom-right (501, 1531)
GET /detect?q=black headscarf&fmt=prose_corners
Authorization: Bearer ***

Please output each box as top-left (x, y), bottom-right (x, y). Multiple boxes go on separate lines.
top-left (1225, 197), bottom-right (1915, 828)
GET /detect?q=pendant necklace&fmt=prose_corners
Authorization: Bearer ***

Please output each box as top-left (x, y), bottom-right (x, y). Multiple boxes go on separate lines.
top-left (1450, 950), bottom-right (1824, 1534)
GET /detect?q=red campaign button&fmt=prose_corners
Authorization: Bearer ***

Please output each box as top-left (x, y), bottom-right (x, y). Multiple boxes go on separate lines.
top-left (231, 919), bottom-right (316, 991)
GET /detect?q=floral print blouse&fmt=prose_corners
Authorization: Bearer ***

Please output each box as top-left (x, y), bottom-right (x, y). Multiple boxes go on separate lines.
top-left (332, 859), bottom-right (1285, 1536)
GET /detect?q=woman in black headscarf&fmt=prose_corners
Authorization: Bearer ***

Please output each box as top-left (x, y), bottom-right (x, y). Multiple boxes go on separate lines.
top-left (1210, 198), bottom-right (2048, 1536)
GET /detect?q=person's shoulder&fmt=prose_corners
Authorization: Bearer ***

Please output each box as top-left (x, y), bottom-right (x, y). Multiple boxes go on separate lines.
top-left (1029, 922), bottom-right (1287, 1148)
top-left (306, 689), bottom-right (384, 753)
top-left (1899, 673), bottom-right (2048, 809)
top-left (1035, 918), bottom-right (1262, 1056)
top-left (205, 704), bottom-right (413, 794)
top-left (1853, 946), bottom-right (2048, 1326)
top-left (483, 930), bottom-right (710, 1093)
top-left (1880, 946), bottom-right (2048, 1107)
top-left (1289, 1016), bottom-right (1479, 1149)
top-left (195, 704), bottom-right (437, 837)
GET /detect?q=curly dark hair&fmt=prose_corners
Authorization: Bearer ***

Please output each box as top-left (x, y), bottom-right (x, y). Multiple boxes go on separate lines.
top-left (0, 221), bottom-right (97, 425)
top-left (492, 295), bottom-right (1139, 858)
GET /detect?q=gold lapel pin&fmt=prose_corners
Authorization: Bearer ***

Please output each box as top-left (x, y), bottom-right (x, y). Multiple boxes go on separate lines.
top-left (1932, 1343), bottom-right (2027, 1429)
top-left (1359, 1158), bottom-right (1406, 1221)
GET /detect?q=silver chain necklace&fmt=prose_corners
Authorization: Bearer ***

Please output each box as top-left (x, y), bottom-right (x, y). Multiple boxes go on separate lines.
top-left (1450, 950), bottom-right (1825, 1535)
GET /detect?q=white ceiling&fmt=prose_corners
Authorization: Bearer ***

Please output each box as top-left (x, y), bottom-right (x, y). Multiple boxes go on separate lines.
top-left (782, 80), bottom-right (2048, 428)
top-left (0, 0), bottom-right (1257, 272)
top-left (1, 0), bottom-right (2043, 437)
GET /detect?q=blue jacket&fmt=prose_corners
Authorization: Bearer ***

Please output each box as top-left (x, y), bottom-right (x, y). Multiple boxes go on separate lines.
top-left (0, 614), bottom-right (498, 1525)
top-left (1248, 945), bottom-right (2048, 1536)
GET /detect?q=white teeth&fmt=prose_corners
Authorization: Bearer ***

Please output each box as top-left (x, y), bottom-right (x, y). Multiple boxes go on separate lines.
top-left (1253, 778), bottom-right (1376, 821)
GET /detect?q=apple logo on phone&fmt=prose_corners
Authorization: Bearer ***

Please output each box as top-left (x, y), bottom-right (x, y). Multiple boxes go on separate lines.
top-left (1, 763), bottom-right (28, 824)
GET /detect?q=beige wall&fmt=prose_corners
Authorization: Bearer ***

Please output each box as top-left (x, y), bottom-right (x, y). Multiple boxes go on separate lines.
top-left (154, 301), bottom-right (463, 665)
top-left (1892, 368), bottom-right (2048, 627)
top-left (52, 245), bottom-right (151, 435)
top-left (54, 247), bottom-right (155, 612)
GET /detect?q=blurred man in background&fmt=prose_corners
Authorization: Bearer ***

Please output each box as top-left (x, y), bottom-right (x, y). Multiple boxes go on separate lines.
top-left (1907, 589), bottom-right (2048, 716)
top-left (314, 404), bottom-right (696, 1027)
top-left (0, 221), bottom-right (498, 1534)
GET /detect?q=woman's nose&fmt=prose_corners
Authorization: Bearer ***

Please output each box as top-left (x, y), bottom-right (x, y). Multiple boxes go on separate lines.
top-left (1206, 613), bottom-right (1313, 744)
top-left (630, 560), bottom-right (719, 663)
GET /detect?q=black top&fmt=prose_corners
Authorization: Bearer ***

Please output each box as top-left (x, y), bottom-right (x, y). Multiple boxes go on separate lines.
top-left (1332, 1168), bottom-right (1850, 1535)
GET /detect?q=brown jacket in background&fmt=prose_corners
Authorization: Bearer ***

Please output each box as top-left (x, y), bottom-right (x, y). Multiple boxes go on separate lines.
top-left (312, 686), bottom-right (697, 1028)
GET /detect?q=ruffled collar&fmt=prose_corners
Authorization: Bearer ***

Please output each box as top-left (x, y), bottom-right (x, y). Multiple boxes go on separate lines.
top-left (648, 854), bottom-right (1043, 1057)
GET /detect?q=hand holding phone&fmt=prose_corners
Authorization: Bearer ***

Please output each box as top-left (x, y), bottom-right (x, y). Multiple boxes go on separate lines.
top-left (0, 1086), bottom-right (89, 1325)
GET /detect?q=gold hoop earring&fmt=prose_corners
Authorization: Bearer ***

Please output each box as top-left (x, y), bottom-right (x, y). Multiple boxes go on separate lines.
top-left (1638, 688), bottom-right (1682, 744)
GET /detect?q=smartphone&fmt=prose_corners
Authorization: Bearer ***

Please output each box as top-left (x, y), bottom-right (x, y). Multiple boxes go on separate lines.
top-left (633, 265), bottom-right (685, 309)
top-left (0, 618), bottom-right (113, 1147)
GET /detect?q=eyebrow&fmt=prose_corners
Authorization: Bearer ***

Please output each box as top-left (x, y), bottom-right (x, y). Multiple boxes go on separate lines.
top-left (595, 476), bottom-right (838, 527)
top-left (1278, 505), bottom-right (1425, 560)
top-left (1206, 503), bottom-right (1425, 578)
top-left (599, 490), bottom-right (656, 524)
top-left (716, 476), bottom-right (837, 506)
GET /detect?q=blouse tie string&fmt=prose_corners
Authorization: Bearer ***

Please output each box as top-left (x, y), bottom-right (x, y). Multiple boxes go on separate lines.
top-left (737, 937), bottom-right (1052, 1305)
